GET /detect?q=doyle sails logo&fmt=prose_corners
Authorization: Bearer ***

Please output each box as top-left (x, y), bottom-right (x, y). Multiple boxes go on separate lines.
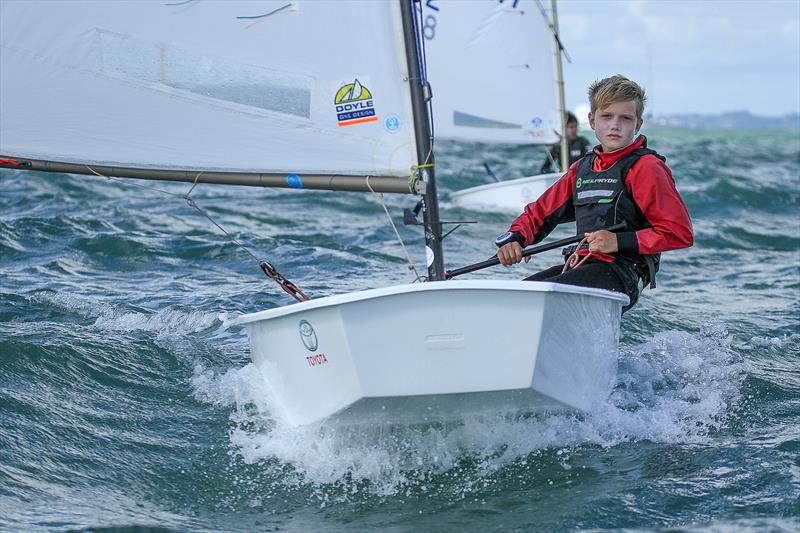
top-left (334, 78), bottom-right (378, 127)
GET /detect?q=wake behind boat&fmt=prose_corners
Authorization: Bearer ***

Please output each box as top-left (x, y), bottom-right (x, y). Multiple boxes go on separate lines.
top-left (230, 280), bottom-right (627, 426)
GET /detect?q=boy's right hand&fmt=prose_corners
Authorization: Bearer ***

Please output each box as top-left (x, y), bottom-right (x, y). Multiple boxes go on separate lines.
top-left (497, 242), bottom-right (530, 266)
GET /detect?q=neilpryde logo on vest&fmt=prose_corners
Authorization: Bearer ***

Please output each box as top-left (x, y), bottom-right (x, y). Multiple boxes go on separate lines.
top-left (576, 177), bottom-right (617, 189)
top-left (334, 78), bottom-right (378, 127)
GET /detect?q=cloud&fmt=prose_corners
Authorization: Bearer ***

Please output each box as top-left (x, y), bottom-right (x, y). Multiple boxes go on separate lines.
top-left (557, 0), bottom-right (800, 114)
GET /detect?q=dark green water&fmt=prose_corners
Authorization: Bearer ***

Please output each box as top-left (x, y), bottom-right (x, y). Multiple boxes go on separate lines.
top-left (1, 128), bottom-right (798, 532)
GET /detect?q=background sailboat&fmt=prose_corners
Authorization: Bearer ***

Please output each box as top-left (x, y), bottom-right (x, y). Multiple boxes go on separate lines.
top-left (423, 0), bottom-right (571, 211)
top-left (0, 0), bottom-right (627, 427)
top-left (422, 0), bottom-right (561, 145)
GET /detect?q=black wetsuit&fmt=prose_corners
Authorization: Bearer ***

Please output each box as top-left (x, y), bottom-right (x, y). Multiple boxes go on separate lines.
top-left (524, 262), bottom-right (626, 296)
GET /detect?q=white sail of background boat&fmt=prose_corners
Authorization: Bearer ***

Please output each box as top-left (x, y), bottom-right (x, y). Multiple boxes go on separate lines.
top-left (423, 0), bottom-right (568, 212)
top-left (0, 0), bottom-right (627, 427)
top-left (423, 0), bottom-right (560, 145)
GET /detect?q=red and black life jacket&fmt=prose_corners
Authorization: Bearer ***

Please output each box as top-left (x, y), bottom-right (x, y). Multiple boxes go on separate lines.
top-left (572, 142), bottom-right (667, 288)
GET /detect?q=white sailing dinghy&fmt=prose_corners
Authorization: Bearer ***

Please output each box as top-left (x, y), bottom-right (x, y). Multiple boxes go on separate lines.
top-left (423, 0), bottom-right (568, 212)
top-left (0, 0), bottom-right (627, 427)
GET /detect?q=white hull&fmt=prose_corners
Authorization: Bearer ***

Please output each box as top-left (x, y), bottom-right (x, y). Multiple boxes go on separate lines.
top-left (450, 172), bottom-right (562, 212)
top-left (230, 280), bottom-right (628, 426)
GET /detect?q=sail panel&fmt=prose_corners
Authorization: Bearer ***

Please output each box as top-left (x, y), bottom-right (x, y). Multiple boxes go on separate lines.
top-left (423, 0), bottom-right (560, 144)
top-left (0, 1), bottom-right (418, 178)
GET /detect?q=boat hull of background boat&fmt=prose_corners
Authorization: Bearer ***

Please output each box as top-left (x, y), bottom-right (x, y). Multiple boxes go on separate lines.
top-left (450, 172), bottom-right (562, 212)
top-left (231, 280), bottom-right (627, 426)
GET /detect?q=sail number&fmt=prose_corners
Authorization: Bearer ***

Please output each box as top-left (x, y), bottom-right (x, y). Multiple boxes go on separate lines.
top-left (423, 0), bottom-right (522, 41)
top-left (422, 0), bottom-right (439, 40)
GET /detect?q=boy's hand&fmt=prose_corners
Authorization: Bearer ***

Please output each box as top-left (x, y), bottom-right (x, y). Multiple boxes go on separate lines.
top-left (585, 230), bottom-right (619, 253)
top-left (497, 242), bottom-right (531, 266)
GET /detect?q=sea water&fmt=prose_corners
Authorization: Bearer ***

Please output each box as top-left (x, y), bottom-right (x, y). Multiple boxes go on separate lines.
top-left (1, 128), bottom-right (798, 531)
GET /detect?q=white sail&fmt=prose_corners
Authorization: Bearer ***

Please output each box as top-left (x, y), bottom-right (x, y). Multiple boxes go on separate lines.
top-left (0, 0), bottom-right (417, 179)
top-left (423, 0), bottom-right (560, 144)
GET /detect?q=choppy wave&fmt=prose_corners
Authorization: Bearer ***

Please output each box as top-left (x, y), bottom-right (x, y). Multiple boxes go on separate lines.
top-left (1, 127), bottom-right (798, 530)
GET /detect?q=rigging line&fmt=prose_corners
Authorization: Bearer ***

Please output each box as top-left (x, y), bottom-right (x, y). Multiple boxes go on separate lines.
top-left (533, 0), bottom-right (572, 63)
top-left (184, 197), bottom-right (261, 264)
top-left (84, 166), bottom-right (309, 300)
top-left (185, 171), bottom-right (203, 198)
top-left (183, 184), bottom-right (310, 300)
top-left (85, 166), bottom-right (184, 199)
top-left (546, 148), bottom-right (558, 169)
top-left (366, 176), bottom-right (424, 283)
top-left (84, 165), bottom-right (261, 263)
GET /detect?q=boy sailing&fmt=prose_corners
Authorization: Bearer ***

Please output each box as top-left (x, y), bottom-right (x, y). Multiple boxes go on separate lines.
top-left (495, 75), bottom-right (693, 312)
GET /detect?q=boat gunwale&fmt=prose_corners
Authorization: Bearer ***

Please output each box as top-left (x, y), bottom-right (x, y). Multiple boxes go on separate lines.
top-left (228, 280), bottom-right (628, 326)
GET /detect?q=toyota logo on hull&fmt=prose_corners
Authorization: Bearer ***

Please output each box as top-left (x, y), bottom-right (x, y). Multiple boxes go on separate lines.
top-left (298, 320), bottom-right (318, 352)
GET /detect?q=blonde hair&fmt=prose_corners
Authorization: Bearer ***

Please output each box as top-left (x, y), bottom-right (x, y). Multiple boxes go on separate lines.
top-left (588, 75), bottom-right (647, 119)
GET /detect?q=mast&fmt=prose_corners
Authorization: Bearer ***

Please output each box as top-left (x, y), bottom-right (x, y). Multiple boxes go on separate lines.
top-left (551, 0), bottom-right (569, 172)
top-left (401, 0), bottom-right (444, 281)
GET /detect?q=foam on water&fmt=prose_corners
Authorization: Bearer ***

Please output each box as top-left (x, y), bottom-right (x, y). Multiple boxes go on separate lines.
top-left (36, 290), bottom-right (219, 335)
top-left (28, 290), bottom-right (228, 367)
top-left (190, 324), bottom-right (747, 497)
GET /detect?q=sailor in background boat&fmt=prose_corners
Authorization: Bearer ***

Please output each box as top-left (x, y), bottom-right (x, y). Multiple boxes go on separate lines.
top-left (539, 111), bottom-right (591, 174)
top-left (495, 75), bottom-right (694, 313)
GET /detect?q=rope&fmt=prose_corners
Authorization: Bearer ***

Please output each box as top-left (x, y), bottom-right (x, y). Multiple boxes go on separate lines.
top-left (366, 176), bottom-right (424, 283)
top-left (83, 166), bottom-right (309, 300)
top-left (85, 166), bottom-right (185, 199)
top-left (409, 162), bottom-right (433, 192)
top-left (562, 236), bottom-right (592, 273)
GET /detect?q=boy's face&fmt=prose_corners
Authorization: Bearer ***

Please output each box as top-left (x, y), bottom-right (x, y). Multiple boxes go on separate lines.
top-left (588, 100), bottom-right (643, 152)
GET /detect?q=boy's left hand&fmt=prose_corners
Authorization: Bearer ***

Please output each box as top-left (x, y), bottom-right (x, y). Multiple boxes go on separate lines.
top-left (585, 230), bottom-right (618, 253)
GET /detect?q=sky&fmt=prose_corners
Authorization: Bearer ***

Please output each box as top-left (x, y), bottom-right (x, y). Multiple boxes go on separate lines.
top-left (554, 0), bottom-right (800, 117)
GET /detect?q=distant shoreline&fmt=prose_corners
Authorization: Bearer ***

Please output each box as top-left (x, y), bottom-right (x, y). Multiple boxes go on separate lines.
top-left (645, 110), bottom-right (799, 131)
